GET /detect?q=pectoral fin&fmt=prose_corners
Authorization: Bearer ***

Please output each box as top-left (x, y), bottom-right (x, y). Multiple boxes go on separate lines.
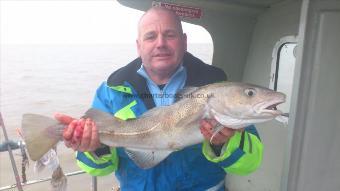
top-left (210, 123), bottom-right (225, 144)
top-left (125, 148), bottom-right (173, 169)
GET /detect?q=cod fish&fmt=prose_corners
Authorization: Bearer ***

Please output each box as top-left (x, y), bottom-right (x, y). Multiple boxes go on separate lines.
top-left (21, 82), bottom-right (286, 169)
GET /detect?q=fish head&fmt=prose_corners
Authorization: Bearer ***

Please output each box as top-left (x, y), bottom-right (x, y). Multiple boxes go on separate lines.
top-left (206, 82), bottom-right (286, 128)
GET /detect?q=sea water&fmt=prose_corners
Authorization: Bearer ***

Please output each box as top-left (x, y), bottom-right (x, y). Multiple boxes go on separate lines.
top-left (0, 43), bottom-right (213, 190)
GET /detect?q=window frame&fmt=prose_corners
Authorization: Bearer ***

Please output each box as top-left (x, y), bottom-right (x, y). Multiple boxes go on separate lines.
top-left (269, 36), bottom-right (298, 91)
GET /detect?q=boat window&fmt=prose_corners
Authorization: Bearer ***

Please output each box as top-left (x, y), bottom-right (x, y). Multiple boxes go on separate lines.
top-left (270, 37), bottom-right (297, 114)
top-left (183, 22), bottom-right (213, 65)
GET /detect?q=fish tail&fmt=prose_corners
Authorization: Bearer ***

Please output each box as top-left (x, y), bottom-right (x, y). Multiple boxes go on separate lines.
top-left (21, 114), bottom-right (63, 161)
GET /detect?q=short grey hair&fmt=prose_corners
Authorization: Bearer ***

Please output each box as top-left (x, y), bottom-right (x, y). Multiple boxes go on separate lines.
top-left (137, 6), bottom-right (183, 35)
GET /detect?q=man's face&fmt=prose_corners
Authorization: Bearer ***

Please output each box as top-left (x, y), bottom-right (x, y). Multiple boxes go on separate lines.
top-left (136, 10), bottom-right (187, 77)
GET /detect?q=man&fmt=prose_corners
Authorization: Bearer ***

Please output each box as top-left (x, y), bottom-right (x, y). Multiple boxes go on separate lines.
top-left (56, 7), bottom-right (263, 191)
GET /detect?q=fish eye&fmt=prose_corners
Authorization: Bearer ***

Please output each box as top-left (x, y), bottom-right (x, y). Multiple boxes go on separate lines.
top-left (244, 88), bottom-right (256, 97)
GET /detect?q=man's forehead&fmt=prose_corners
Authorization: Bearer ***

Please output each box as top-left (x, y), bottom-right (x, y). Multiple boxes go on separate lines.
top-left (139, 20), bottom-right (180, 34)
top-left (138, 9), bottom-right (182, 33)
top-left (140, 22), bottom-right (179, 33)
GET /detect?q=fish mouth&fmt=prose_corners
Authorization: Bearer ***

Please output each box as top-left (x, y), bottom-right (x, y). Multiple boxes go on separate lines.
top-left (255, 100), bottom-right (285, 116)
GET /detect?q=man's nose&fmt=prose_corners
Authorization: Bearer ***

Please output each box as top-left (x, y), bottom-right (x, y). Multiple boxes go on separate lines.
top-left (156, 35), bottom-right (167, 48)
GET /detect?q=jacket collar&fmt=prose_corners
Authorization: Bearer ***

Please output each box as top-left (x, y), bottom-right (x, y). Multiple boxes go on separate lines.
top-left (107, 52), bottom-right (226, 109)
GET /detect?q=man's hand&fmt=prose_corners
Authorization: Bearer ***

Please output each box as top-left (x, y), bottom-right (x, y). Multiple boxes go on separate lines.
top-left (200, 119), bottom-right (240, 146)
top-left (54, 113), bottom-right (101, 152)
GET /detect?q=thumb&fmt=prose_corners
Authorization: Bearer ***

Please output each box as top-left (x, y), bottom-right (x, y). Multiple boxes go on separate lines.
top-left (54, 113), bottom-right (75, 125)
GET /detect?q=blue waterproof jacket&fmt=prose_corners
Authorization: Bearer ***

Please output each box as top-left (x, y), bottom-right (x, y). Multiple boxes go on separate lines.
top-left (76, 52), bottom-right (263, 191)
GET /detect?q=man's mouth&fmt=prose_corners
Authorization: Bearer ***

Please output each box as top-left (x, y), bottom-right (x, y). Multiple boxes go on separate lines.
top-left (153, 53), bottom-right (172, 58)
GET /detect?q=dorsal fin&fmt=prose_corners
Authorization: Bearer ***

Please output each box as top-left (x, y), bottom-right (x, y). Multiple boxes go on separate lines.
top-left (84, 108), bottom-right (124, 124)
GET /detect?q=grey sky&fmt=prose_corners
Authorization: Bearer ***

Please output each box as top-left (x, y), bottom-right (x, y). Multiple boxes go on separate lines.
top-left (0, 0), bottom-right (212, 45)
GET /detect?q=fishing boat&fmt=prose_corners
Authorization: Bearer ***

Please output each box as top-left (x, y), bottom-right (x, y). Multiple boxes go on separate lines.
top-left (1, 0), bottom-right (339, 190)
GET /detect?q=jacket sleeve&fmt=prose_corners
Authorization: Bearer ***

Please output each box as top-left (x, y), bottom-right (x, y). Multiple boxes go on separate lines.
top-left (75, 82), bottom-right (119, 176)
top-left (202, 125), bottom-right (263, 175)
top-left (76, 147), bottom-right (119, 176)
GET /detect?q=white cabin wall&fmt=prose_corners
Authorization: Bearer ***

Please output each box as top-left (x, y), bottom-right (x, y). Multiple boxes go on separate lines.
top-left (284, 1), bottom-right (340, 190)
top-left (204, 12), bottom-right (257, 81)
top-left (243, 0), bottom-right (301, 86)
top-left (226, 1), bottom-right (302, 191)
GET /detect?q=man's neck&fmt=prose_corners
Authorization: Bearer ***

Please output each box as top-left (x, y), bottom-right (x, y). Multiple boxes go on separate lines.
top-left (138, 63), bottom-right (184, 85)
top-left (145, 68), bottom-right (178, 85)
top-left (148, 74), bottom-right (171, 85)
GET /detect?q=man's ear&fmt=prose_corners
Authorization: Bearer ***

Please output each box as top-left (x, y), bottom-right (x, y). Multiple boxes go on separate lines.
top-left (136, 39), bottom-right (141, 56)
top-left (183, 33), bottom-right (187, 51)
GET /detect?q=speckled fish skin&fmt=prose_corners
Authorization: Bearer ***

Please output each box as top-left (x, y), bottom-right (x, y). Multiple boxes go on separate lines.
top-left (88, 82), bottom-right (286, 151)
top-left (22, 82), bottom-right (285, 167)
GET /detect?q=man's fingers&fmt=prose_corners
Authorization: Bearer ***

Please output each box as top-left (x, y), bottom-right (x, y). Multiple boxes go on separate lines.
top-left (88, 121), bottom-right (100, 151)
top-left (63, 120), bottom-right (77, 141)
top-left (62, 118), bottom-right (100, 152)
top-left (79, 119), bottom-right (92, 151)
top-left (219, 128), bottom-right (236, 138)
top-left (200, 126), bottom-right (212, 138)
top-left (74, 119), bottom-right (85, 141)
top-left (200, 119), bottom-right (214, 131)
top-left (200, 120), bottom-right (238, 145)
top-left (211, 133), bottom-right (227, 145)
top-left (71, 139), bottom-right (80, 151)
top-left (55, 113), bottom-right (75, 125)
top-left (200, 126), bottom-right (225, 145)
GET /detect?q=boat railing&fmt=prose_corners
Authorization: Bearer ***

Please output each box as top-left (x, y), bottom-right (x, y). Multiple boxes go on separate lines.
top-left (0, 140), bottom-right (103, 191)
top-left (0, 112), bottom-right (105, 191)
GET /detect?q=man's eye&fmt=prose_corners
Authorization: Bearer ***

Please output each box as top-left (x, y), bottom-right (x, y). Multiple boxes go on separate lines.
top-left (144, 34), bottom-right (156, 41)
top-left (165, 33), bottom-right (177, 39)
